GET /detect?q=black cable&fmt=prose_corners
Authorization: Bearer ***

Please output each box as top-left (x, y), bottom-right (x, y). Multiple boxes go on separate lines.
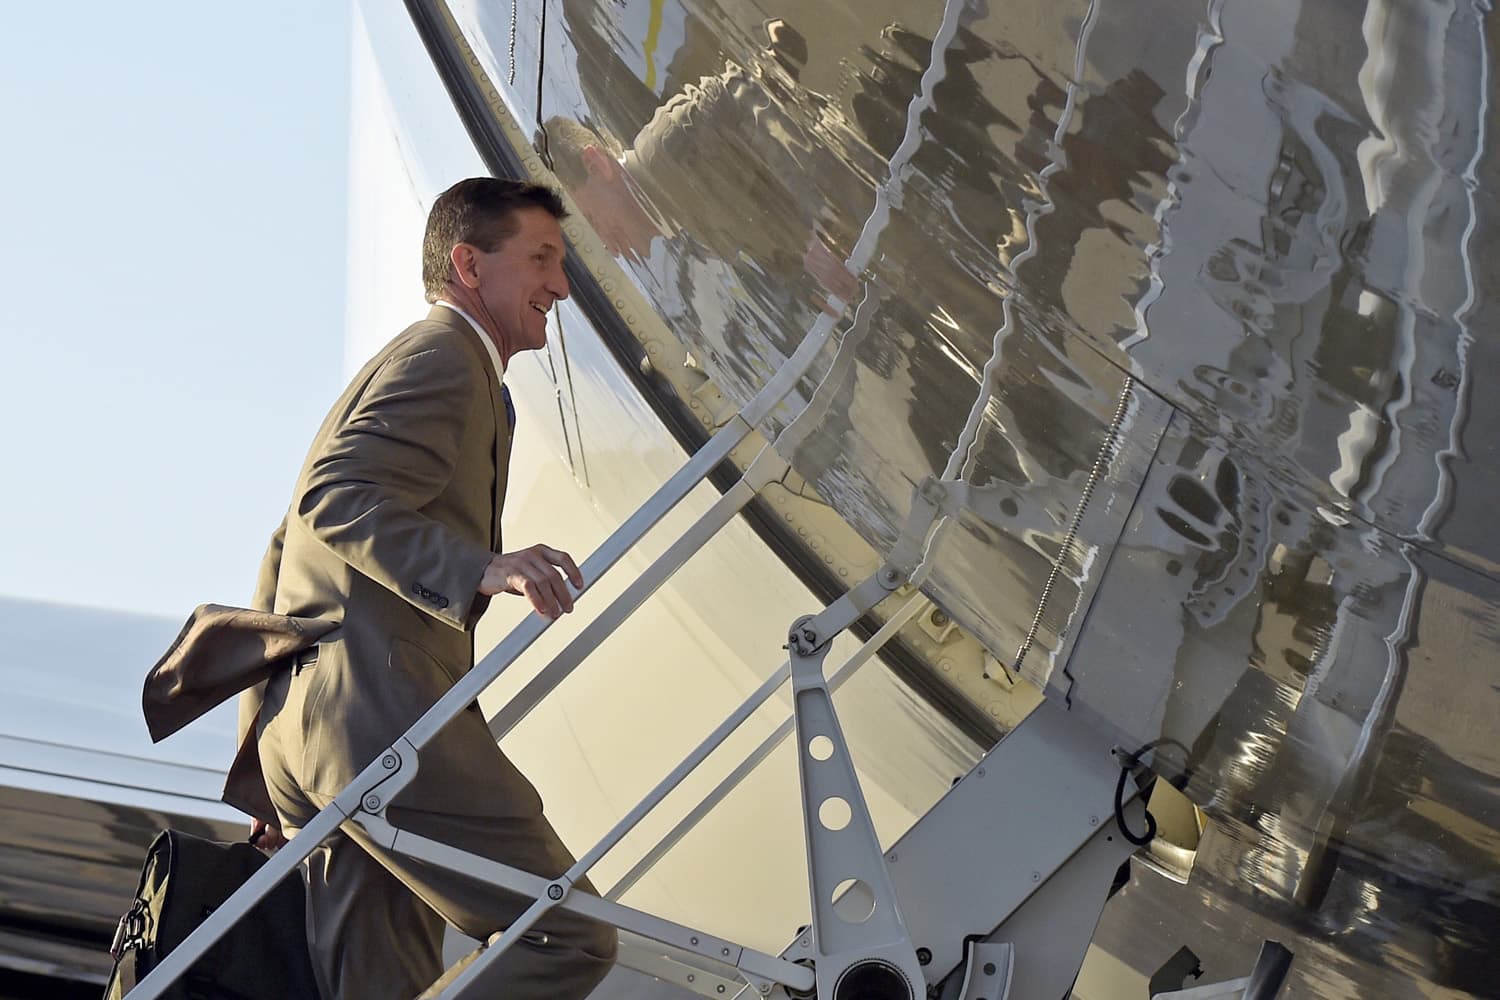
top-left (1114, 762), bottom-right (1158, 846)
top-left (1110, 737), bottom-right (1189, 847)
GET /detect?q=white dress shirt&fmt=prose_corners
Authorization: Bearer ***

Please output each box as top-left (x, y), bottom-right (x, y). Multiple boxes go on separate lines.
top-left (436, 299), bottom-right (505, 381)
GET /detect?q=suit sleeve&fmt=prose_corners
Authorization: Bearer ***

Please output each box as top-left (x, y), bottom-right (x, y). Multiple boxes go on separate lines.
top-left (295, 343), bottom-right (494, 630)
top-left (236, 518), bottom-right (289, 753)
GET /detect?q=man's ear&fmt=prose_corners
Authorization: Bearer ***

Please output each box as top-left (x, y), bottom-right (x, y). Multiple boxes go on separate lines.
top-left (450, 243), bottom-right (481, 288)
top-left (580, 144), bottom-right (616, 182)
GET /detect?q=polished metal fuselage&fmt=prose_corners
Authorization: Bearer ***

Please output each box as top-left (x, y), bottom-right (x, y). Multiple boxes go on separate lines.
top-left (387, 0), bottom-right (1499, 995)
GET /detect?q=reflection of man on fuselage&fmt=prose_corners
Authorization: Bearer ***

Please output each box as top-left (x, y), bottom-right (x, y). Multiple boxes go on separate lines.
top-left (543, 19), bottom-right (862, 329)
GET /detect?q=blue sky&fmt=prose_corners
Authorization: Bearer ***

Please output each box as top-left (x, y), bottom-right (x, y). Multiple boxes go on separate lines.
top-left (0, 3), bottom-right (352, 617)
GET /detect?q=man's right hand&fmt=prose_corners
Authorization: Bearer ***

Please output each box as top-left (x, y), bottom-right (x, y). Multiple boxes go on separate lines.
top-left (479, 544), bottom-right (584, 618)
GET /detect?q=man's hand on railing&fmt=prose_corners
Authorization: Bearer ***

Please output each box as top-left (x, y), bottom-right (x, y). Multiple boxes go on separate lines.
top-left (480, 544), bottom-right (585, 619)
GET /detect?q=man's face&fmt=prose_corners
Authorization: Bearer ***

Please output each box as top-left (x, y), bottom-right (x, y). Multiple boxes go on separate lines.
top-left (469, 206), bottom-right (570, 357)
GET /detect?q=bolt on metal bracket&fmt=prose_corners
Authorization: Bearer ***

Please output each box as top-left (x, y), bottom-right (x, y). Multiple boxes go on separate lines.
top-left (957, 941), bottom-right (1014, 1000)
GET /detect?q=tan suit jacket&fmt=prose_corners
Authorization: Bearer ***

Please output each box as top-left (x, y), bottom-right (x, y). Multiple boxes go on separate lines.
top-left (226, 305), bottom-right (512, 821)
top-left (142, 305), bottom-right (617, 1000)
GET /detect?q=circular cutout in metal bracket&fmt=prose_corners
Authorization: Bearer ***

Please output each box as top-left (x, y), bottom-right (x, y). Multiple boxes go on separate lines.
top-left (833, 958), bottom-right (915, 1000)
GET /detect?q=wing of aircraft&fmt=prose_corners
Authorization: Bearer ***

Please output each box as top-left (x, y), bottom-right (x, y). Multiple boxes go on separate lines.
top-left (0, 599), bottom-right (242, 993)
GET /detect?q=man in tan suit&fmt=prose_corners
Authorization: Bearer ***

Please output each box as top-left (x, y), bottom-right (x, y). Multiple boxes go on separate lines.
top-left (235, 178), bottom-right (617, 999)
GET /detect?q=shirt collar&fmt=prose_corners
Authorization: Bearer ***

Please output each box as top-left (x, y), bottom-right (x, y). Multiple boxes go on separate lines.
top-left (436, 299), bottom-right (505, 380)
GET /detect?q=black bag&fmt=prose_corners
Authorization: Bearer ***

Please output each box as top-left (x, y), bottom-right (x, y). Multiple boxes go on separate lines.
top-left (104, 829), bottom-right (320, 999)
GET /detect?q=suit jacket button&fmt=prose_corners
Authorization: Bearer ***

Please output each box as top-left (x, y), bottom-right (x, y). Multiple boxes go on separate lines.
top-left (439, 597), bottom-right (450, 609)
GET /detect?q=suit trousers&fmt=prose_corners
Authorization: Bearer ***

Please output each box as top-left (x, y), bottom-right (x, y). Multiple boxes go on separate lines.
top-left (258, 658), bottom-right (617, 999)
